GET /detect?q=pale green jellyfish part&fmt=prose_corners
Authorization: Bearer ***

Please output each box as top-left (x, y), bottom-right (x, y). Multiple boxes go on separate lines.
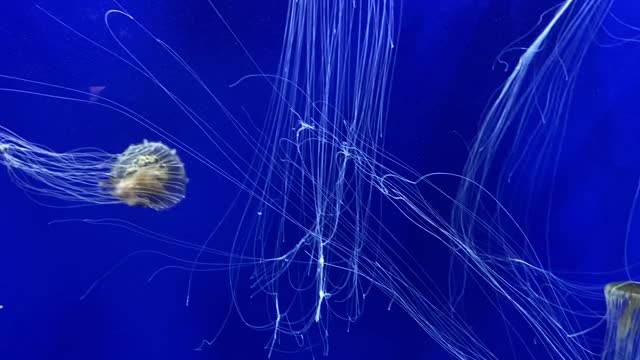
top-left (105, 140), bottom-right (188, 210)
top-left (603, 282), bottom-right (640, 360)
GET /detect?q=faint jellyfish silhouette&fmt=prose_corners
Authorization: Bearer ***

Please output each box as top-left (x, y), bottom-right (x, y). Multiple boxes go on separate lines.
top-left (604, 282), bottom-right (640, 359)
top-left (88, 85), bottom-right (106, 101)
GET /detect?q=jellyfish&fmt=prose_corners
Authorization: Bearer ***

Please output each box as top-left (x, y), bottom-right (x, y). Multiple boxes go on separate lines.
top-left (0, 130), bottom-right (186, 210)
top-left (604, 282), bottom-right (640, 360)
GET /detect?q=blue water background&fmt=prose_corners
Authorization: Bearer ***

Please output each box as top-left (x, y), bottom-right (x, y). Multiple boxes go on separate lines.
top-left (1, 0), bottom-right (639, 359)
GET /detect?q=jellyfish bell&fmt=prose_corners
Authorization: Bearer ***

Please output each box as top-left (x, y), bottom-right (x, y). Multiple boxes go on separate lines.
top-left (105, 140), bottom-right (188, 210)
top-left (604, 281), bottom-right (640, 360)
top-left (0, 0), bottom-right (627, 358)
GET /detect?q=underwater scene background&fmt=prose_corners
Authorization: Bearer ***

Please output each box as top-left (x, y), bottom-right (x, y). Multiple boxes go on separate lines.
top-left (1, 0), bottom-right (640, 359)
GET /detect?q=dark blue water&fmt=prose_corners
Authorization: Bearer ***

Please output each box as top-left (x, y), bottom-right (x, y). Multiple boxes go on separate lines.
top-left (1, 0), bottom-right (639, 359)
